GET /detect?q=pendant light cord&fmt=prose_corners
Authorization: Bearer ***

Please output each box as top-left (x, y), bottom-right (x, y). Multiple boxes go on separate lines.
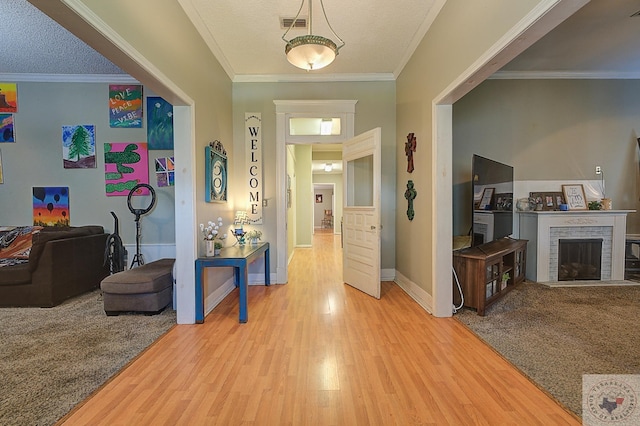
top-left (282, 0), bottom-right (345, 51)
top-left (282, 0), bottom-right (307, 44)
top-left (319, 0), bottom-right (345, 50)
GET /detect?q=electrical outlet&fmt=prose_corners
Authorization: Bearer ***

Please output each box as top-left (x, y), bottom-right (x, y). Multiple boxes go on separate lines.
top-left (595, 166), bottom-right (602, 175)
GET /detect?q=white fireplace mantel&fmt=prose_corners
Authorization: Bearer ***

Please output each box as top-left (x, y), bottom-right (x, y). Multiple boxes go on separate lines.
top-left (518, 210), bottom-right (634, 283)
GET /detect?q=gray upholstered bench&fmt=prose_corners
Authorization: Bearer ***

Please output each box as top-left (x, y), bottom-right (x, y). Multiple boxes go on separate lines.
top-left (100, 258), bottom-right (175, 316)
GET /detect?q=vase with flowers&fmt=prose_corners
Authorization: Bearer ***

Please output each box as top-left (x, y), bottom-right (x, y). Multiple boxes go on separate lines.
top-left (200, 217), bottom-right (227, 256)
top-left (245, 229), bottom-right (262, 245)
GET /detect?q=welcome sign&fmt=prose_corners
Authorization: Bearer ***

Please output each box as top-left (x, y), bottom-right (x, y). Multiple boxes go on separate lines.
top-left (245, 113), bottom-right (262, 224)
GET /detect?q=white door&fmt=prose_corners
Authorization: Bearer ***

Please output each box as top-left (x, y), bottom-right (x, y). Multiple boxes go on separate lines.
top-left (342, 128), bottom-right (381, 299)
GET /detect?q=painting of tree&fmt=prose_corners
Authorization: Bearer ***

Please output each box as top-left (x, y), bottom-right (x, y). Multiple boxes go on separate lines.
top-left (62, 125), bottom-right (96, 169)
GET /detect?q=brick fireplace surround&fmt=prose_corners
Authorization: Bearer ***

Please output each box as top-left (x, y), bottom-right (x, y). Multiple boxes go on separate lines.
top-left (518, 210), bottom-right (633, 284)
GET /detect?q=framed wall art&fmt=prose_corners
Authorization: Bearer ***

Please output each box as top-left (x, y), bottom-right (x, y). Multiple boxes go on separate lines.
top-left (155, 156), bottom-right (174, 187)
top-left (109, 84), bottom-right (142, 128)
top-left (33, 186), bottom-right (70, 226)
top-left (562, 184), bottom-right (587, 210)
top-left (104, 142), bottom-right (149, 196)
top-left (205, 140), bottom-right (227, 203)
top-left (0, 83), bottom-right (18, 113)
top-left (287, 174), bottom-right (292, 209)
top-left (62, 124), bottom-right (96, 168)
top-left (478, 187), bottom-right (494, 210)
top-left (147, 96), bottom-right (174, 149)
top-left (530, 191), bottom-right (565, 211)
top-left (0, 113), bottom-right (15, 142)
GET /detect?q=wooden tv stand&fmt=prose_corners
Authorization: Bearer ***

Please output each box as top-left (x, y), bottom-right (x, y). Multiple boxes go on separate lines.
top-left (453, 238), bottom-right (527, 316)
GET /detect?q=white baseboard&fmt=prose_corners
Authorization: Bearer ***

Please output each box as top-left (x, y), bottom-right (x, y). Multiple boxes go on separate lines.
top-left (248, 273), bottom-right (279, 285)
top-left (204, 276), bottom-right (236, 316)
top-left (394, 270), bottom-right (433, 314)
top-left (381, 268), bottom-right (395, 281)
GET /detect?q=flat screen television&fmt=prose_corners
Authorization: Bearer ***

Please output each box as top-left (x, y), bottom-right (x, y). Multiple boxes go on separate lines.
top-left (471, 155), bottom-right (514, 247)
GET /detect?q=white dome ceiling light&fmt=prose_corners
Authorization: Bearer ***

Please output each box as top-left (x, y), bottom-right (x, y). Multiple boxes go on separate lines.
top-left (282, 0), bottom-right (345, 71)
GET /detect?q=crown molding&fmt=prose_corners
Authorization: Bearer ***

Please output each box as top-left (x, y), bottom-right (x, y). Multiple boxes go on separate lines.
top-left (0, 73), bottom-right (138, 83)
top-left (233, 72), bottom-right (396, 83)
top-left (490, 70), bottom-right (640, 80)
top-left (177, 0), bottom-right (235, 81)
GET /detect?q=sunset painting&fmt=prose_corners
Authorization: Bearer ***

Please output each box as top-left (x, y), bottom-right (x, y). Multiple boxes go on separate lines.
top-left (33, 187), bottom-right (70, 227)
top-left (0, 83), bottom-right (17, 113)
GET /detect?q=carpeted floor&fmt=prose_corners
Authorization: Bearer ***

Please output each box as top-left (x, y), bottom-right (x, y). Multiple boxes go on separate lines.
top-left (455, 281), bottom-right (640, 417)
top-left (0, 290), bottom-right (176, 426)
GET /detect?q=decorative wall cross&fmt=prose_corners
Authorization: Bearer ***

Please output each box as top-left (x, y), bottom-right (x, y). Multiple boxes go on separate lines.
top-left (405, 132), bottom-right (416, 173)
top-left (404, 180), bottom-right (417, 221)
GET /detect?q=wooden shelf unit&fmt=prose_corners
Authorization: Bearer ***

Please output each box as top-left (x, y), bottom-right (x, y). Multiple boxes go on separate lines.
top-left (453, 238), bottom-right (527, 316)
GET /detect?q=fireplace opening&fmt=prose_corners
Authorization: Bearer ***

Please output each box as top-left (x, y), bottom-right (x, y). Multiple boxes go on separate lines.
top-left (558, 238), bottom-right (602, 281)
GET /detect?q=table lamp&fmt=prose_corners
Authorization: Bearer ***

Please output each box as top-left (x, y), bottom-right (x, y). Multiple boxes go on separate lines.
top-left (233, 211), bottom-right (249, 244)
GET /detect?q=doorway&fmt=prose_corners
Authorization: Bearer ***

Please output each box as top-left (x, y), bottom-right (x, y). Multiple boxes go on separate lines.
top-left (313, 184), bottom-right (335, 234)
top-left (287, 143), bottom-right (342, 250)
top-left (275, 100), bottom-right (356, 284)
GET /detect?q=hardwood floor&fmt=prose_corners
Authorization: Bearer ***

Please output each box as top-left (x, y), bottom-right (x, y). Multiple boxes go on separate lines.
top-left (59, 233), bottom-right (579, 425)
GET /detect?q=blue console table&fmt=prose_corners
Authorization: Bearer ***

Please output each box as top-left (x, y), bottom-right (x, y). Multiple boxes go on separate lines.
top-left (195, 242), bottom-right (270, 323)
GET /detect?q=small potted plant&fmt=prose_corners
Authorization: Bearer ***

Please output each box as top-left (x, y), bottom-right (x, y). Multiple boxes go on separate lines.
top-left (200, 217), bottom-right (227, 256)
top-left (588, 200), bottom-right (603, 210)
top-left (245, 229), bottom-right (262, 245)
top-left (501, 272), bottom-right (510, 290)
top-left (214, 240), bottom-right (224, 254)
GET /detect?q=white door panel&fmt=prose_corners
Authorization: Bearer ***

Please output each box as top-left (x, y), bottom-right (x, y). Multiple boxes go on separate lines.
top-left (343, 128), bottom-right (381, 299)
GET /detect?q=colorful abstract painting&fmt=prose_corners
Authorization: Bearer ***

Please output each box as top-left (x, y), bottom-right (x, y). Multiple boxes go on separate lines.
top-left (0, 114), bottom-right (15, 142)
top-left (62, 125), bottom-right (96, 168)
top-left (147, 97), bottom-right (174, 150)
top-left (0, 83), bottom-right (17, 113)
top-left (155, 157), bottom-right (175, 187)
top-left (33, 187), bottom-right (70, 227)
top-left (109, 84), bottom-right (143, 128)
top-left (104, 142), bottom-right (149, 196)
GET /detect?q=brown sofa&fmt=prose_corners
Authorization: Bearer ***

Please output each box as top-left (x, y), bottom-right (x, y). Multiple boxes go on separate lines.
top-left (0, 225), bottom-right (109, 307)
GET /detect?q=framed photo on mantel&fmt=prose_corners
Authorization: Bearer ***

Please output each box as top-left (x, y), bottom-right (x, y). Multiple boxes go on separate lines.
top-left (530, 191), bottom-right (565, 211)
top-left (478, 187), bottom-right (494, 210)
top-left (562, 184), bottom-right (587, 210)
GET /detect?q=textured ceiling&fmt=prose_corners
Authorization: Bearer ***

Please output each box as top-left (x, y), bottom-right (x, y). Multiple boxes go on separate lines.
top-left (0, 0), bottom-right (124, 76)
top-left (177, 0), bottom-right (441, 80)
top-left (2, 0), bottom-right (640, 82)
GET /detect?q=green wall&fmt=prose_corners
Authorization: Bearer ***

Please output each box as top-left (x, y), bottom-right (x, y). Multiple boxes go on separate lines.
top-left (396, 0), bottom-right (554, 316)
top-left (232, 81), bottom-right (396, 269)
top-left (0, 81), bottom-right (174, 247)
top-left (295, 145), bottom-right (313, 247)
top-left (453, 79), bottom-right (640, 235)
top-left (313, 173), bottom-right (343, 234)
